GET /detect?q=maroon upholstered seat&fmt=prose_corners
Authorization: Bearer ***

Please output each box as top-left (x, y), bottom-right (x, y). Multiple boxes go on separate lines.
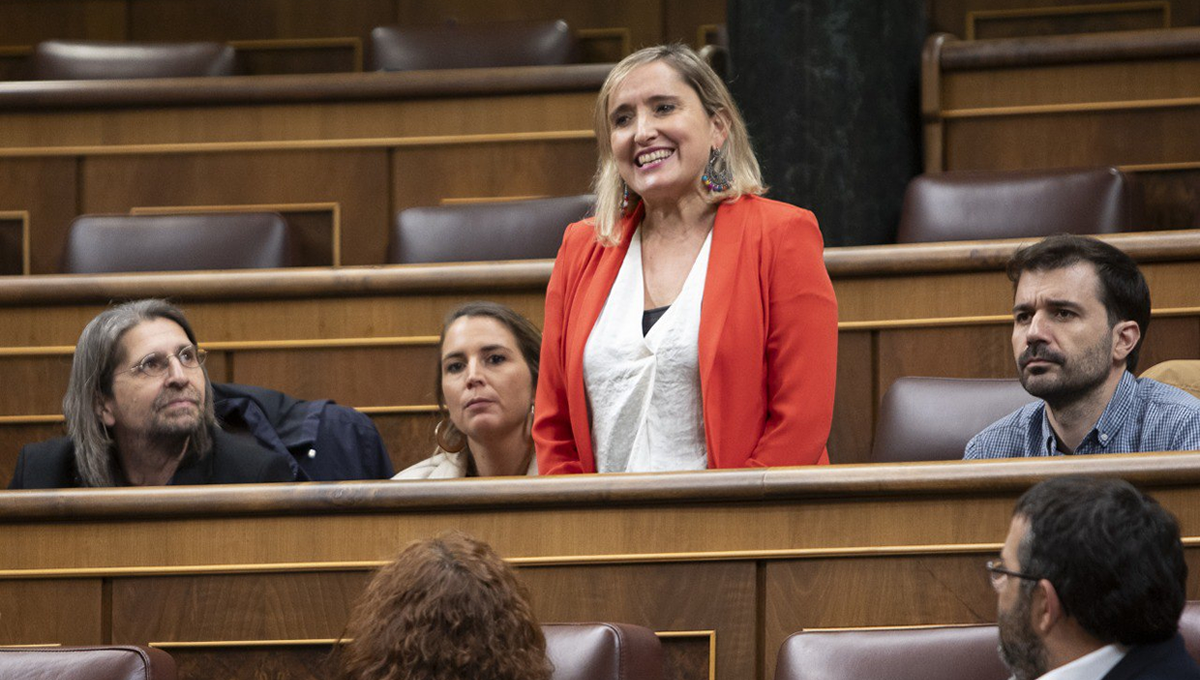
top-left (871, 377), bottom-right (1036, 462)
top-left (1179, 601), bottom-right (1200, 662)
top-left (0, 645), bottom-right (176, 680)
top-left (31, 40), bottom-right (236, 80)
top-left (897, 167), bottom-right (1136, 243)
top-left (543, 623), bottom-right (665, 680)
top-left (388, 194), bottom-right (592, 264)
top-left (368, 20), bottom-right (578, 71)
top-left (62, 213), bottom-right (292, 274)
top-left (773, 624), bottom-right (1008, 680)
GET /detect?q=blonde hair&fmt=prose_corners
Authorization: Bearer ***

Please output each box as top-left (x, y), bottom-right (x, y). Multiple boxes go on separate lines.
top-left (590, 44), bottom-right (765, 245)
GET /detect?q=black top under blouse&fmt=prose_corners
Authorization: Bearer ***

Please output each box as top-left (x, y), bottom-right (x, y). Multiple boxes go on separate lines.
top-left (642, 305), bottom-right (670, 335)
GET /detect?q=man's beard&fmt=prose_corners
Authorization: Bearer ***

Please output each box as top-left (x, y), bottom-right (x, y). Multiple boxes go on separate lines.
top-left (998, 590), bottom-right (1048, 680)
top-left (1016, 333), bottom-right (1112, 410)
top-left (147, 386), bottom-right (212, 456)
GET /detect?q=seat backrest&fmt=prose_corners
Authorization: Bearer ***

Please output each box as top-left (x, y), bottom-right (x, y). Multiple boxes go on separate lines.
top-left (1141, 360), bottom-right (1200, 400)
top-left (388, 194), bottom-right (592, 264)
top-left (32, 40), bottom-right (236, 80)
top-left (368, 20), bottom-right (578, 71)
top-left (62, 213), bottom-right (292, 274)
top-left (774, 625), bottom-right (1008, 680)
top-left (0, 645), bottom-right (176, 680)
top-left (543, 623), bottom-right (665, 680)
top-left (897, 167), bottom-right (1136, 243)
top-left (871, 377), bottom-right (1036, 462)
top-left (1179, 600), bottom-right (1200, 663)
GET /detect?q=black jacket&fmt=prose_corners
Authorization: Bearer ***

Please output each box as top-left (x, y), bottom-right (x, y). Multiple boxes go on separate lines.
top-left (1103, 635), bottom-right (1200, 680)
top-left (7, 428), bottom-right (296, 489)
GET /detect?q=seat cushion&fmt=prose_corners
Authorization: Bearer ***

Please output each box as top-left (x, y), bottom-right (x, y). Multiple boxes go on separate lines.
top-left (897, 167), bottom-right (1135, 243)
top-left (369, 20), bottom-right (578, 71)
top-left (32, 40), bottom-right (236, 80)
top-left (0, 646), bottom-right (176, 680)
top-left (543, 622), bottom-right (664, 680)
top-left (774, 625), bottom-right (1008, 680)
top-left (871, 377), bottom-right (1036, 462)
top-left (62, 213), bottom-right (291, 274)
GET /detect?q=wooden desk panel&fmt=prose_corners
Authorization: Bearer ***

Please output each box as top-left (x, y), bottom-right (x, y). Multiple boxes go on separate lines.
top-left (2, 457), bottom-right (1199, 680)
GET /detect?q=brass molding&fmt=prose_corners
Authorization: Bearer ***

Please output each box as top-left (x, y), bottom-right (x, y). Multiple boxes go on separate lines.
top-left (942, 96), bottom-right (1200, 120)
top-left (0, 130), bottom-right (596, 159)
top-left (801, 622), bottom-right (992, 633)
top-left (838, 315), bottom-right (1010, 331)
top-left (657, 629), bottom-right (717, 680)
top-left (440, 195), bottom-right (547, 206)
top-left (0, 414), bottom-right (64, 425)
top-left (1119, 161), bottom-right (1200, 173)
top-left (356, 405), bottom-right (439, 414)
top-left (0, 46), bottom-right (33, 57)
top-left (0, 210), bottom-right (31, 275)
top-left (228, 37), bottom-right (365, 73)
top-left (576, 28), bottom-right (632, 57)
top-left (130, 202), bottom-right (343, 267)
top-left (0, 643), bottom-right (62, 648)
top-left (966, 1), bottom-right (1169, 40)
top-left (152, 639), bottom-right (341, 649)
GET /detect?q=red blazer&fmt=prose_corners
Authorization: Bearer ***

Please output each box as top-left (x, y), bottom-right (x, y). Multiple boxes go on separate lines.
top-left (534, 195), bottom-right (838, 474)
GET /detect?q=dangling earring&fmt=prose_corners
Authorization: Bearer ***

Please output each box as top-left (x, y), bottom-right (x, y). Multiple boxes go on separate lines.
top-left (620, 182), bottom-right (630, 213)
top-left (701, 147), bottom-right (732, 192)
top-left (435, 418), bottom-right (466, 453)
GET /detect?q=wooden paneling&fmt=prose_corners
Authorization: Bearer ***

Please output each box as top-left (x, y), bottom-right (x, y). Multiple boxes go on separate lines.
top-left (82, 150), bottom-right (390, 267)
top-left (0, 422), bottom-right (64, 489)
top-left (372, 411), bottom-right (440, 473)
top-left (523, 562), bottom-right (753, 680)
top-left (0, 158), bottom-right (77, 275)
top-left (230, 345), bottom-right (439, 406)
top-left (126, 0), bottom-right (394, 42)
top-left (0, 579), bottom-right (103, 645)
top-left (1137, 168), bottom-right (1200, 231)
top-left (169, 645), bottom-right (337, 680)
top-left (233, 40), bottom-right (362, 76)
top-left (930, 0), bottom-right (1200, 38)
top-left (112, 572), bottom-right (368, 641)
top-left (391, 138), bottom-right (596, 216)
top-left (875, 324), bottom-right (1015, 396)
top-left (0, 0), bottom-right (127, 45)
top-left (1138, 315), bottom-right (1200, 369)
top-left (829, 330), bottom-right (874, 465)
top-left (0, 212), bottom-right (27, 275)
top-left (0, 354), bottom-right (72, 416)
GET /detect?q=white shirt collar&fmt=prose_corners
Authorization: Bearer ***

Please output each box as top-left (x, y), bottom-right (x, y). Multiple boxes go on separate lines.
top-left (1032, 643), bottom-right (1128, 680)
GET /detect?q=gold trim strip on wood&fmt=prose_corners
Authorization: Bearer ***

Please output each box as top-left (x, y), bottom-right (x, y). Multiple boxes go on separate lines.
top-left (1119, 161), bottom-right (1200, 173)
top-left (0, 414), bottom-right (64, 425)
top-left (152, 639), bottom-right (340, 649)
top-left (0, 543), bottom-right (1015, 580)
top-left (0, 643), bottom-right (62, 648)
top-left (576, 28), bottom-right (632, 57)
top-left (0, 406), bottom-right (437, 426)
top-left (130, 202), bottom-right (344, 267)
top-left (0, 46), bottom-right (33, 57)
top-left (801, 622), bottom-right (993, 633)
top-left (441, 195), bottom-right (547, 206)
top-left (227, 37), bottom-right (365, 73)
top-left (0, 130), bottom-right (596, 159)
top-left (839, 315), bottom-right (1010, 331)
top-left (942, 97), bottom-right (1200, 121)
top-left (965, 0), bottom-right (1169, 40)
top-left (0, 209), bottom-right (30, 275)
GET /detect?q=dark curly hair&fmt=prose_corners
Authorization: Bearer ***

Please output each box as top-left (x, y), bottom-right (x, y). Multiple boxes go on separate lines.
top-left (338, 532), bottom-right (553, 680)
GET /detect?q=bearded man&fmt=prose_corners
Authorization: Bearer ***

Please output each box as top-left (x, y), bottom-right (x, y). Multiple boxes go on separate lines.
top-left (988, 476), bottom-right (1199, 680)
top-left (965, 234), bottom-right (1200, 459)
top-left (9, 299), bottom-right (294, 488)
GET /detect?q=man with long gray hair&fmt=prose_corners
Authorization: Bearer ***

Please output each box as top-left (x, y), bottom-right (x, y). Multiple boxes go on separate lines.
top-left (8, 299), bottom-right (294, 488)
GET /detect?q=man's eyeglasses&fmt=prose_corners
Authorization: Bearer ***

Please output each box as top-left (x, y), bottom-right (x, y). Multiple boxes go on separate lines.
top-left (122, 346), bottom-right (207, 378)
top-left (985, 559), bottom-right (1041, 591)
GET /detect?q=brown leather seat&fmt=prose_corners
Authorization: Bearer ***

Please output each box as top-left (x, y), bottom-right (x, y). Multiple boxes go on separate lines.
top-left (1141, 360), bottom-right (1200, 399)
top-left (897, 167), bottom-right (1136, 243)
top-left (543, 623), bottom-right (665, 680)
top-left (368, 20), bottom-right (578, 71)
top-left (871, 377), bottom-right (1036, 462)
top-left (31, 40), bottom-right (236, 80)
top-left (388, 194), bottom-right (592, 264)
top-left (0, 645), bottom-right (176, 680)
top-left (62, 213), bottom-right (292, 274)
top-left (773, 624), bottom-right (1008, 680)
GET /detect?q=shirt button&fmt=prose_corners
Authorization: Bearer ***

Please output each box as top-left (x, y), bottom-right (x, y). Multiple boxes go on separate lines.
top-left (1099, 434), bottom-right (1109, 444)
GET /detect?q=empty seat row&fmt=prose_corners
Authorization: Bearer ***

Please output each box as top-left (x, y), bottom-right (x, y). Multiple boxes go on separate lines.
top-left (57, 194), bottom-right (592, 274)
top-left (19, 22), bottom-right (579, 80)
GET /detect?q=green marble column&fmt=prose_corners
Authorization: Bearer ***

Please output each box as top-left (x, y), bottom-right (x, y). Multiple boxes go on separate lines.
top-left (728, 0), bottom-right (926, 245)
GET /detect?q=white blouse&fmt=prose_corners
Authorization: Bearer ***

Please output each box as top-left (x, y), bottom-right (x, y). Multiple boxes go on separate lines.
top-left (582, 227), bottom-right (712, 473)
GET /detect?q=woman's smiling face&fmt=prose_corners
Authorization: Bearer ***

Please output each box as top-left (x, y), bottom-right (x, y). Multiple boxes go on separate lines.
top-left (606, 60), bottom-right (728, 208)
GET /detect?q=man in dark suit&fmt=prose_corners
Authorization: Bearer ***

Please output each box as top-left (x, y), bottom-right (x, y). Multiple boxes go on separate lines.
top-left (987, 476), bottom-right (1200, 680)
top-left (9, 299), bottom-right (294, 488)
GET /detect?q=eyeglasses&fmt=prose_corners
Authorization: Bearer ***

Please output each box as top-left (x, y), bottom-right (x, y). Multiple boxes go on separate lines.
top-left (985, 559), bottom-right (1041, 592)
top-left (121, 346), bottom-right (207, 378)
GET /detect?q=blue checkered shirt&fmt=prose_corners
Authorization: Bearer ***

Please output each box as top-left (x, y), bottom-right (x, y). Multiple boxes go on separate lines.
top-left (964, 372), bottom-right (1200, 459)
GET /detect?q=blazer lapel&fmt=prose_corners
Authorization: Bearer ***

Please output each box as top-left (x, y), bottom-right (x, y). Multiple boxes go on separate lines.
top-left (698, 200), bottom-right (744, 388)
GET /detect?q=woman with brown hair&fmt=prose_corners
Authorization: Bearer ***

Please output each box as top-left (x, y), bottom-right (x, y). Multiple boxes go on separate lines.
top-left (338, 531), bottom-right (552, 680)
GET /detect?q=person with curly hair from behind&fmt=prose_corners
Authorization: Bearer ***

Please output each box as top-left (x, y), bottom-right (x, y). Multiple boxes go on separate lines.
top-left (338, 531), bottom-right (553, 680)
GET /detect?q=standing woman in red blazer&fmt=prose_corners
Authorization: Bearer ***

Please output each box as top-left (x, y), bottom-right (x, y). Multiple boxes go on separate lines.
top-left (534, 44), bottom-right (838, 474)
